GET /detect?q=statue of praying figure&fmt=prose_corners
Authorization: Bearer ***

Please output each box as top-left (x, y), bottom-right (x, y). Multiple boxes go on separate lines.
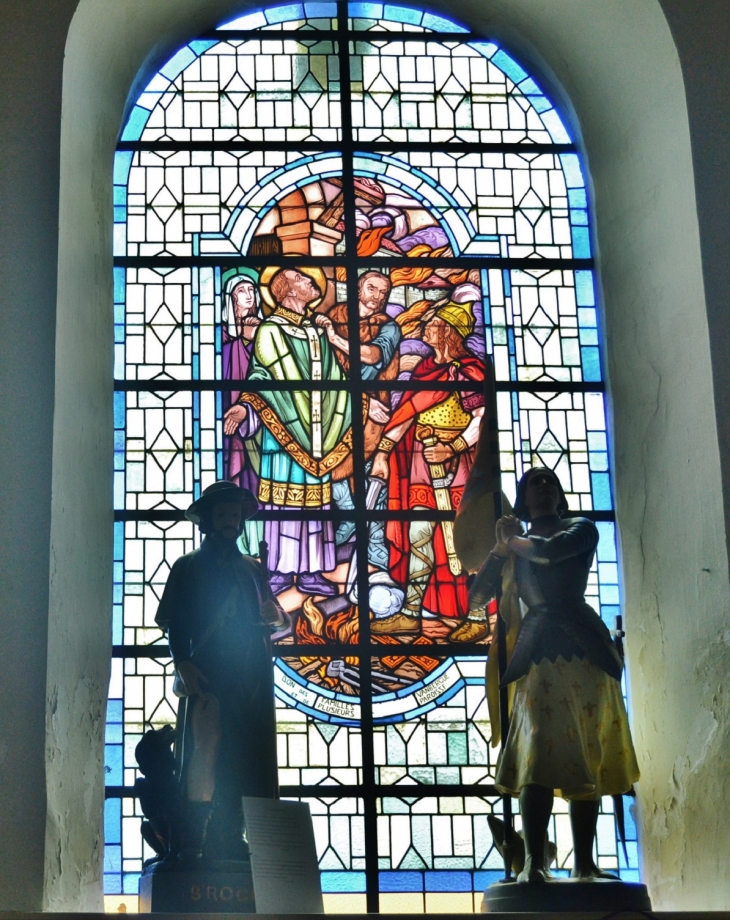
top-left (469, 467), bottom-right (640, 883)
top-left (155, 481), bottom-right (285, 863)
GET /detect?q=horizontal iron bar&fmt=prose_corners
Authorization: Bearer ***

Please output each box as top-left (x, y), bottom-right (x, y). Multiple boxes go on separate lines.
top-left (279, 784), bottom-right (502, 799)
top-left (113, 509), bottom-right (459, 523)
top-left (114, 255), bottom-right (593, 270)
top-left (117, 140), bottom-right (577, 155)
top-left (201, 29), bottom-right (482, 41)
top-left (112, 643), bottom-right (494, 658)
top-left (113, 645), bottom-right (170, 657)
top-left (114, 378), bottom-right (604, 393)
top-left (105, 782), bottom-right (500, 798)
top-left (275, 644), bottom-right (493, 657)
top-left (114, 507), bottom-right (615, 524)
top-left (115, 379), bottom-right (486, 393)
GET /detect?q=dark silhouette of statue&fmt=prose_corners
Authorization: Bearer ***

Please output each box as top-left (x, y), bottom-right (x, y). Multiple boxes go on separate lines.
top-left (134, 725), bottom-right (180, 862)
top-left (138, 481), bottom-right (284, 865)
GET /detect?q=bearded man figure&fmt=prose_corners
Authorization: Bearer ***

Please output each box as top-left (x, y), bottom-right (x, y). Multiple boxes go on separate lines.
top-left (315, 270), bottom-right (401, 568)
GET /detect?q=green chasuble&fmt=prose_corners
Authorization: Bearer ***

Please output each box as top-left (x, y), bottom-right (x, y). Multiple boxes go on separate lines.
top-left (239, 312), bottom-right (352, 494)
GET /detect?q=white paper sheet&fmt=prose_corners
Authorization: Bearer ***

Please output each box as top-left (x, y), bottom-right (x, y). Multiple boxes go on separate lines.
top-left (242, 797), bottom-right (324, 914)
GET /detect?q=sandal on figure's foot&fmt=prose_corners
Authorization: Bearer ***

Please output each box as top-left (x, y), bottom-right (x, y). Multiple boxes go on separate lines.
top-left (370, 613), bottom-right (420, 634)
top-left (449, 619), bottom-right (490, 642)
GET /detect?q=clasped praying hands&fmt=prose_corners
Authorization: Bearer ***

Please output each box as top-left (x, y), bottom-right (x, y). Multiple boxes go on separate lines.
top-left (494, 514), bottom-right (524, 556)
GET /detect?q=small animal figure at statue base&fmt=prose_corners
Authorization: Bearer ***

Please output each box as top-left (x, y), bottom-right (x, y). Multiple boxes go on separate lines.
top-left (487, 814), bottom-right (556, 878)
top-left (134, 725), bottom-right (181, 864)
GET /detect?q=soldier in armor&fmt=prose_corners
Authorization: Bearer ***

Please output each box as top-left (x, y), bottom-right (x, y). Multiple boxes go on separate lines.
top-left (370, 301), bottom-right (488, 639)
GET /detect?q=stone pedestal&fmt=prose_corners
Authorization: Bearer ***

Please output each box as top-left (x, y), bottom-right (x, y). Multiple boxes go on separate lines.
top-left (139, 858), bottom-right (255, 913)
top-left (481, 878), bottom-right (652, 913)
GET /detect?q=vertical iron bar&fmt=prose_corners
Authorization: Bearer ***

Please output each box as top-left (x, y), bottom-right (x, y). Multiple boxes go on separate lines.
top-left (337, 3), bottom-right (380, 911)
top-left (484, 356), bottom-right (514, 882)
top-left (495, 579), bottom-right (514, 882)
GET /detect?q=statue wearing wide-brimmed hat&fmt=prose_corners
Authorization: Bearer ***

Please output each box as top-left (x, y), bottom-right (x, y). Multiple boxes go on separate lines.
top-left (153, 480), bottom-right (284, 864)
top-left (184, 479), bottom-right (259, 525)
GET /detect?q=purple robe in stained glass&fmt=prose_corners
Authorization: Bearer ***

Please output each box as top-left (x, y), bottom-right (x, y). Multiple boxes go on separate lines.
top-left (222, 329), bottom-right (257, 494)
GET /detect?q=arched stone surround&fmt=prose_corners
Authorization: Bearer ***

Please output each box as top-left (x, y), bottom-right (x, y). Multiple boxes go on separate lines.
top-left (45, 0), bottom-right (730, 909)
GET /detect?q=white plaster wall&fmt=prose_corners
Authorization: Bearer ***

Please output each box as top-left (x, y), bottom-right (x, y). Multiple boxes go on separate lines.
top-left (0, 1), bottom-right (77, 909)
top-left (49, 0), bottom-right (730, 910)
top-left (468, 6), bottom-right (730, 909)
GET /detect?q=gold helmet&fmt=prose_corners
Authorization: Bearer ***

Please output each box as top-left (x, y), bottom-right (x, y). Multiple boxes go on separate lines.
top-left (435, 300), bottom-right (476, 338)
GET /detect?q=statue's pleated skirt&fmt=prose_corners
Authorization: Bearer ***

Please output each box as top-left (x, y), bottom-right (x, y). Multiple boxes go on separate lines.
top-left (495, 655), bottom-right (639, 800)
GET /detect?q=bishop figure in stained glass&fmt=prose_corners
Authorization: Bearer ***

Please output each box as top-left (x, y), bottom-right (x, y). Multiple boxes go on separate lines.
top-left (231, 267), bottom-right (352, 595)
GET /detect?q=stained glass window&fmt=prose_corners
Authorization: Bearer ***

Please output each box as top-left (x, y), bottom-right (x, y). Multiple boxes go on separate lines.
top-left (106, 2), bottom-right (639, 911)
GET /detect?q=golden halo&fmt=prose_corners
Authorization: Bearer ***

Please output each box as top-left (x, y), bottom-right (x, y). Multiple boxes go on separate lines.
top-left (258, 265), bottom-right (328, 316)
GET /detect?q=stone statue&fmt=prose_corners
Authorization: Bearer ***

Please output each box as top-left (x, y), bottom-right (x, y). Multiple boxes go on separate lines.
top-left (151, 480), bottom-right (285, 864)
top-left (470, 467), bottom-right (640, 884)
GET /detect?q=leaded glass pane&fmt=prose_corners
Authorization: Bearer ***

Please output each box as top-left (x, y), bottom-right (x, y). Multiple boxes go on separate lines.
top-left (130, 41), bottom-right (342, 145)
top-left (108, 2), bottom-right (636, 910)
top-left (373, 675), bottom-right (494, 784)
top-left (221, 3), bottom-right (340, 32)
top-left (349, 40), bottom-right (567, 144)
top-left (351, 150), bottom-right (581, 258)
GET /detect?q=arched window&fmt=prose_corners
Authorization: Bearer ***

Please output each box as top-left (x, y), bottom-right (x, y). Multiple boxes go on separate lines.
top-left (105, 2), bottom-right (635, 909)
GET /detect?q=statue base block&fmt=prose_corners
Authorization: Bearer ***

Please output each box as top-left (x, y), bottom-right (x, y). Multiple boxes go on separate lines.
top-left (139, 858), bottom-right (255, 913)
top-left (481, 878), bottom-right (651, 913)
